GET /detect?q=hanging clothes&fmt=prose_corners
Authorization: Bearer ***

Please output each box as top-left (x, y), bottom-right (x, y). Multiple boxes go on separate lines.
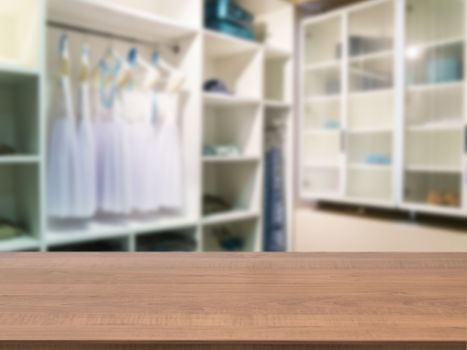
top-left (94, 61), bottom-right (132, 215)
top-left (47, 69), bottom-right (80, 218)
top-left (153, 92), bottom-right (184, 211)
top-left (263, 131), bottom-right (287, 252)
top-left (74, 80), bottom-right (97, 218)
top-left (122, 90), bottom-right (159, 212)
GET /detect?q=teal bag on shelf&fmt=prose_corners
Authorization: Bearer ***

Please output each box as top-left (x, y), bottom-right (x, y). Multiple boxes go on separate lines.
top-left (205, 0), bottom-right (253, 27)
top-left (427, 57), bottom-right (463, 83)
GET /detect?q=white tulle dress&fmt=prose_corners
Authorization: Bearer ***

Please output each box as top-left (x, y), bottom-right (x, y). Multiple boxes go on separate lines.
top-left (153, 92), bottom-right (184, 211)
top-left (122, 90), bottom-right (159, 212)
top-left (74, 81), bottom-right (97, 218)
top-left (47, 76), bottom-right (80, 218)
top-left (95, 77), bottom-right (132, 215)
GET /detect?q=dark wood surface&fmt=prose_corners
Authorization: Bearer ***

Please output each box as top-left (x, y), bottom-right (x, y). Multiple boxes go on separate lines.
top-left (0, 253), bottom-right (466, 348)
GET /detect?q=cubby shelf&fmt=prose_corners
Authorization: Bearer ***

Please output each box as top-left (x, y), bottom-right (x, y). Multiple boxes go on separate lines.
top-left (203, 156), bottom-right (260, 163)
top-left (348, 163), bottom-right (392, 171)
top-left (202, 210), bottom-right (259, 226)
top-left (265, 45), bottom-right (292, 59)
top-left (0, 236), bottom-right (40, 252)
top-left (47, 216), bottom-right (198, 247)
top-left (204, 29), bottom-right (259, 57)
top-left (265, 100), bottom-right (291, 109)
top-left (407, 36), bottom-right (464, 52)
top-left (203, 93), bottom-right (261, 107)
top-left (349, 50), bottom-right (393, 63)
top-left (405, 165), bottom-right (462, 174)
top-left (304, 60), bottom-right (340, 71)
top-left (48, 0), bottom-right (199, 43)
top-left (407, 81), bottom-right (464, 93)
top-left (0, 156), bottom-right (40, 164)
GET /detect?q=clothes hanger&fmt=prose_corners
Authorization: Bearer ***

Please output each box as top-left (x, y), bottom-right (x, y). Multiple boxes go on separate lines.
top-left (122, 47), bottom-right (163, 90)
top-left (150, 50), bottom-right (186, 93)
top-left (79, 45), bottom-right (91, 83)
top-left (59, 34), bottom-right (70, 77)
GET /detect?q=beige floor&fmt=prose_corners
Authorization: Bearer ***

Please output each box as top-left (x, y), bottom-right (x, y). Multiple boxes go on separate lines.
top-left (293, 208), bottom-right (467, 252)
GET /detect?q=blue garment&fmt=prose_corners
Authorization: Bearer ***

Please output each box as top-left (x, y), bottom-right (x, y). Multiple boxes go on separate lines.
top-left (264, 147), bottom-right (286, 252)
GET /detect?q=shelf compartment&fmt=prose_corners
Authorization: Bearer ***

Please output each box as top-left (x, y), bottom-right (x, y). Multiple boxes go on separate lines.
top-left (204, 35), bottom-right (262, 99)
top-left (405, 129), bottom-right (463, 170)
top-left (136, 227), bottom-right (197, 252)
top-left (406, 83), bottom-right (464, 127)
top-left (303, 99), bottom-right (341, 130)
top-left (0, 0), bottom-right (41, 70)
top-left (302, 131), bottom-right (341, 164)
top-left (203, 104), bottom-right (261, 158)
top-left (203, 93), bottom-right (260, 107)
top-left (47, 216), bottom-right (197, 247)
top-left (0, 163), bottom-right (40, 248)
top-left (349, 55), bottom-right (393, 92)
top-left (406, 0), bottom-right (464, 48)
top-left (202, 218), bottom-right (258, 252)
top-left (348, 90), bottom-right (394, 130)
top-left (238, 0), bottom-right (293, 49)
top-left (264, 56), bottom-right (290, 103)
top-left (301, 165), bottom-right (341, 197)
top-left (203, 210), bottom-right (259, 226)
top-left (0, 74), bottom-right (39, 157)
top-left (304, 15), bottom-right (342, 66)
top-left (406, 42), bottom-right (464, 86)
top-left (48, 0), bottom-right (198, 44)
top-left (346, 167), bottom-right (392, 203)
top-left (305, 65), bottom-right (341, 97)
top-left (204, 29), bottom-right (259, 57)
top-left (348, 0), bottom-right (394, 58)
top-left (0, 235), bottom-right (39, 252)
top-left (347, 133), bottom-right (392, 165)
top-left (49, 237), bottom-right (129, 252)
top-left (404, 171), bottom-right (462, 209)
top-left (203, 162), bottom-right (260, 216)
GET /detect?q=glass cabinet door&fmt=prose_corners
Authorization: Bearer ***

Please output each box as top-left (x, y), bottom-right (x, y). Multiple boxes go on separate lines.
top-left (302, 14), bottom-right (344, 198)
top-left (345, 0), bottom-right (395, 205)
top-left (403, 0), bottom-right (465, 212)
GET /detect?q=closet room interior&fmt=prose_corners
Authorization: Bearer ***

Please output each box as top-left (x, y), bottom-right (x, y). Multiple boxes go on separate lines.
top-left (0, 0), bottom-right (467, 253)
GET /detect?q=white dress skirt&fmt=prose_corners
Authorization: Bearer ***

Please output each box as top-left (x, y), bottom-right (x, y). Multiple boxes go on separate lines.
top-left (74, 82), bottom-right (97, 218)
top-left (95, 90), bottom-right (132, 215)
top-left (153, 92), bottom-right (183, 211)
top-left (47, 77), bottom-right (80, 218)
top-left (122, 90), bottom-right (159, 212)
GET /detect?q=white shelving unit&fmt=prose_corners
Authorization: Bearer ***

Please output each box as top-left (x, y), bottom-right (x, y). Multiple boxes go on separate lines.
top-left (403, 0), bottom-right (466, 214)
top-left (0, 0), bottom-right (294, 252)
top-left (300, 0), bottom-right (467, 218)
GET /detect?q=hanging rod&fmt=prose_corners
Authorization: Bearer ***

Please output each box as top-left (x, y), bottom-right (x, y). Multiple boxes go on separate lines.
top-left (47, 20), bottom-right (180, 53)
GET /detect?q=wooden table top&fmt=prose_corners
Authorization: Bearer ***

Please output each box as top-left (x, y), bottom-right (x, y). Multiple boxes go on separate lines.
top-left (0, 253), bottom-right (466, 345)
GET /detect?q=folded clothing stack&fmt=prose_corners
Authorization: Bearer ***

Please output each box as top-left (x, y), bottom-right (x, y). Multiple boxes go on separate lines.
top-left (212, 226), bottom-right (245, 251)
top-left (205, 0), bottom-right (256, 41)
top-left (138, 232), bottom-right (197, 252)
top-left (203, 143), bottom-right (240, 157)
top-left (0, 218), bottom-right (23, 240)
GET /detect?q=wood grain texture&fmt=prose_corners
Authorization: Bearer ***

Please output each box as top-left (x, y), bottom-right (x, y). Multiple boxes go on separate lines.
top-left (0, 344), bottom-right (464, 350)
top-left (0, 253), bottom-right (466, 345)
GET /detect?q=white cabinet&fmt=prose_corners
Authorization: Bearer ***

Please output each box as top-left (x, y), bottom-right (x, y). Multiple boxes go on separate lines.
top-left (300, 0), bottom-right (467, 216)
top-left (403, 0), bottom-right (466, 215)
top-left (301, 0), bottom-right (397, 207)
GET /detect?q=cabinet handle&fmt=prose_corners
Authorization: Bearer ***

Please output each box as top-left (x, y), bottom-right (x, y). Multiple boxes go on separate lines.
top-left (340, 130), bottom-right (346, 152)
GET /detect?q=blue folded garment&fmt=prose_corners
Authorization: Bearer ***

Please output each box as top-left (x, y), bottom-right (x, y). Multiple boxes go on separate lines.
top-left (366, 153), bottom-right (391, 165)
top-left (203, 79), bottom-right (231, 94)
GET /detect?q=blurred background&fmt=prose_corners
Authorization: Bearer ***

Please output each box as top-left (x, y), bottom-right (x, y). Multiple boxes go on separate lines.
top-left (0, 0), bottom-right (466, 253)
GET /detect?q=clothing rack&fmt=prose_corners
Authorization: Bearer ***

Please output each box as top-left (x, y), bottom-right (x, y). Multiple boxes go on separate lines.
top-left (47, 20), bottom-right (180, 54)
